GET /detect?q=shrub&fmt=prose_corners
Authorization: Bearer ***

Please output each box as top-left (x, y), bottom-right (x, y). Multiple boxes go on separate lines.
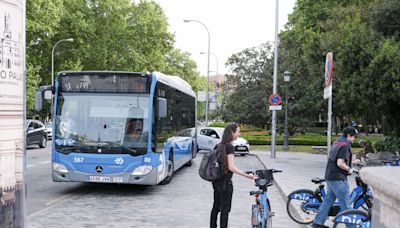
top-left (374, 137), bottom-right (400, 152)
top-left (208, 122), bottom-right (226, 128)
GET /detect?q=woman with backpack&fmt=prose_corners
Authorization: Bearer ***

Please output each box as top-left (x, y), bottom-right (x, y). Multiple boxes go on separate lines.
top-left (210, 123), bottom-right (257, 228)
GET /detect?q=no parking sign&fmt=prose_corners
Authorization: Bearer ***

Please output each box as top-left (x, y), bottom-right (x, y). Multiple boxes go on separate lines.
top-left (268, 93), bottom-right (282, 110)
top-left (324, 52), bottom-right (333, 99)
top-left (324, 52), bottom-right (333, 87)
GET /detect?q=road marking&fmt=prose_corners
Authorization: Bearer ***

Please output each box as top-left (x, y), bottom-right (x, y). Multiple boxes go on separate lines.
top-left (45, 194), bottom-right (74, 206)
top-left (38, 161), bottom-right (51, 164)
top-left (27, 161), bottom-right (51, 168)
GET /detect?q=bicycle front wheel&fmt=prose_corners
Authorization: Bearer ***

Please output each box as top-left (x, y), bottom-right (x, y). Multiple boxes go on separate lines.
top-left (286, 189), bottom-right (319, 224)
top-left (252, 204), bottom-right (262, 228)
top-left (264, 199), bottom-right (272, 228)
top-left (332, 209), bottom-right (371, 228)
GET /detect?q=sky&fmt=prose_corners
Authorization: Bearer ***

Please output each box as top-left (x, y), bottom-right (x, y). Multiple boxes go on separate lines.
top-left (154, 0), bottom-right (297, 76)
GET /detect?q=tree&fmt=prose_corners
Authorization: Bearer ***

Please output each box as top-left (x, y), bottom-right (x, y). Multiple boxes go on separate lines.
top-left (26, 0), bottom-right (64, 112)
top-left (222, 43), bottom-right (274, 127)
top-left (278, 0), bottom-right (400, 136)
top-left (163, 49), bottom-right (205, 92)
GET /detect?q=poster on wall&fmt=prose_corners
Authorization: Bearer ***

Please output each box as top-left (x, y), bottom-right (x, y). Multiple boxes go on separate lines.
top-left (0, 0), bottom-right (25, 226)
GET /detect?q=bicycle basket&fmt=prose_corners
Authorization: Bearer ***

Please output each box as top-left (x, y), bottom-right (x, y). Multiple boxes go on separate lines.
top-left (255, 169), bottom-right (273, 186)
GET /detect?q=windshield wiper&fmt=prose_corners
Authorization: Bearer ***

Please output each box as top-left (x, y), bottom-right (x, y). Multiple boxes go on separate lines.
top-left (56, 146), bottom-right (80, 153)
top-left (102, 141), bottom-right (138, 154)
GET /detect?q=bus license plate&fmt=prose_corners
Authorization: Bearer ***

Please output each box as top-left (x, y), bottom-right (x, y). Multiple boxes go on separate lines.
top-left (89, 176), bottom-right (111, 183)
top-left (89, 176), bottom-right (123, 183)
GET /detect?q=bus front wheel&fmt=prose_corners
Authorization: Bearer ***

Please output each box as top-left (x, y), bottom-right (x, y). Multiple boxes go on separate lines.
top-left (161, 151), bottom-right (174, 185)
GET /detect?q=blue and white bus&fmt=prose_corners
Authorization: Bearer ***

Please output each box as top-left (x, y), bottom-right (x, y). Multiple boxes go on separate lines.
top-left (36, 71), bottom-right (197, 185)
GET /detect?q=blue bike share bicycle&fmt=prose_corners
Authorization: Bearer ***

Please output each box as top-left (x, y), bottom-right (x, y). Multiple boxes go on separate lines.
top-left (246, 169), bottom-right (282, 228)
top-left (332, 169), bottom-right (372, 227)
top-left (286, 165), bottom-right (373, 224)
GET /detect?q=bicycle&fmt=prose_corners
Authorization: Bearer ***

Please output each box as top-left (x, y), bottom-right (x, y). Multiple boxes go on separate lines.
top-left (286, 165), bottom-right (373, 224)
top-left (246, 169), bottom-right (282, 228)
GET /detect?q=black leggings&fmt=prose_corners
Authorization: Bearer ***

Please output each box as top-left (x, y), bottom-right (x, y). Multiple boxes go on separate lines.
top-left (210, 178), bottom-right (233, 228)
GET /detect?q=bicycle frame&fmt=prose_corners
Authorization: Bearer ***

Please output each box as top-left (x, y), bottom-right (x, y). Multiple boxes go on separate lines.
top-left (296, 179), bottom-right (372, 218)
top-left (249, 169), bottom-right (282, 227)
top-left (312, 179), bottom-right (372, 209)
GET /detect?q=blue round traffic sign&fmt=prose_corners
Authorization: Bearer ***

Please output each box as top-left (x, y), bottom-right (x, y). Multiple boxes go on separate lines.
top-left (324, 52), bottom-right (333, 87)
top-left (269, 93), bottom-right (282, 106)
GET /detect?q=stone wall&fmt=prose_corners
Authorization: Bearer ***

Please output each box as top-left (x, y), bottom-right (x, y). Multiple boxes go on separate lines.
top-left (360, 167), bottom-right (400, 227)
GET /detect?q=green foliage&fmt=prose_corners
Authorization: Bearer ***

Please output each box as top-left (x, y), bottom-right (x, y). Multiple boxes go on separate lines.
top-left (26, 63), bottom-right (41, 116)
top-left (208, 122), bottom-right (226, 128)
top-left (275, 0), bottom-right (400, 136)
top-left (163, 49), bottom-right (205, 92)
top-left (374, 137), bottom-right (400, 152)
top-left (222, 43), bottom-right (274, 127)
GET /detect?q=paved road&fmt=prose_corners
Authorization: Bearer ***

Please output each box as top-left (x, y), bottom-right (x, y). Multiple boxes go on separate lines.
top-left (27, 148), bottom-right (302, 227)
top-left (26, 144), bottom-right (87, 215)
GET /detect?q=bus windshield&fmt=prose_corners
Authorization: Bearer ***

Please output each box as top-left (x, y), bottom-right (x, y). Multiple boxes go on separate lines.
top-left (55, 93), bottom-right (150, 155)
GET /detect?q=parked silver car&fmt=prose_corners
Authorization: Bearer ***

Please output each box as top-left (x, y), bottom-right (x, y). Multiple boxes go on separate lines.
top-left (195, 127), bottom-right (250, 155)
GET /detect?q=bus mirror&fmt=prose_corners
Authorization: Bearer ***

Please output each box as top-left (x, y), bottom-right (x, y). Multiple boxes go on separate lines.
top-left (35, 90), bottom-right (43, 112)
top-left (35, 85), bottom-right (53, 112)
top-left (157, 97), bottom-right (167, 118)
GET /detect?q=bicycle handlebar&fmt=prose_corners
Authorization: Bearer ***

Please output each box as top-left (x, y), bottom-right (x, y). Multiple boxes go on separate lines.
top-left (245, 169), bottom-right (283, 174)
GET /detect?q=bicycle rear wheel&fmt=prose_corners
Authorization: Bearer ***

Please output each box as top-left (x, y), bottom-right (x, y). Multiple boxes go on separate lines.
top-left (286, 189), bottom-right (319, 224)
top-left (332, 209), bottom-right (371, 228)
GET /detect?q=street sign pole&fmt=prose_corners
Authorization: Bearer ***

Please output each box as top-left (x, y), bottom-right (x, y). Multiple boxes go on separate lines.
top-left (324, 52), bottom-right (333, 156)
top-left (327, 91), bottom-right (332, 155)
top-left (271, 0), bottom-right (279, 158)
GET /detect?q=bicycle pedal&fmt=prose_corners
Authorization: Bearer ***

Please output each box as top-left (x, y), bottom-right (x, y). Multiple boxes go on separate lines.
top-left (269, 212), bottom-right (275, 217)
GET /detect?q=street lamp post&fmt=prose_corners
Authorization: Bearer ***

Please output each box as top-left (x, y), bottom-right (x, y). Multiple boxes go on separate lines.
top-left (51, 38), bottom-right (74, 87)
top-left (201, 51), bottom-right (219, 120)
top-left (200, 52), bottom-right (218, 75)
top-left (51, 38), bottom-right (73, 117)
top-left (183, 19), bottom-right (211, 126)
top-left (283, 71), bottom-right (291, 151)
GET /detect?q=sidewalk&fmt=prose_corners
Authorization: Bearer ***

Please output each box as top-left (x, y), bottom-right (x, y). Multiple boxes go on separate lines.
top-left (253, 151), bottom-right (327, 196)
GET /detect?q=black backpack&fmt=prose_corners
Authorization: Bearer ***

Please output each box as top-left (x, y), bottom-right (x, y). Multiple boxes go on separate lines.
top-left (198, 147), bottom-right (223, 181)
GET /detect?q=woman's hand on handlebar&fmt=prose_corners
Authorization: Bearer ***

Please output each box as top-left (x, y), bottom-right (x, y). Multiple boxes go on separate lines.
top-left (244, 171), bottom-right (258, 180)
top-left (247, 173), bottom-right (259, 180)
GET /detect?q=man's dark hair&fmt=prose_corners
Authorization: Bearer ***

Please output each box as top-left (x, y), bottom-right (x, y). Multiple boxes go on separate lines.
top-left (343, 126), bottom-right (358, 137)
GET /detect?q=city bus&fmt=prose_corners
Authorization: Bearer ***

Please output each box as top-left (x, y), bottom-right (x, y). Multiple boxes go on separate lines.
top-left (35, 71), bottom-right (197, 185)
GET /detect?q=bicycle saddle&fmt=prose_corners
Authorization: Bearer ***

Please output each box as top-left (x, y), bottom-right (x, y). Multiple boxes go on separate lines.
top-left (311, 177), bottom-right (325, 184)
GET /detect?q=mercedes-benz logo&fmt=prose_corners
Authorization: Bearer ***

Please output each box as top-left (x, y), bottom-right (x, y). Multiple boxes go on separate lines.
top-left (95, 165), bottom-right (103, 173)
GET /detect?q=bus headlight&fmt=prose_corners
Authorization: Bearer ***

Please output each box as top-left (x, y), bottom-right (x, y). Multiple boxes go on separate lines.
top-left (132, 165), bottom-right (152, 176)
top-left (53, 162), bottom-right (68, 173)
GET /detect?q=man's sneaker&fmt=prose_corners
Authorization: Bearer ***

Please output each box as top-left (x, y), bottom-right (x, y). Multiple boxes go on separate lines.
top-left (311, 223), bottom-right (329, 228)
